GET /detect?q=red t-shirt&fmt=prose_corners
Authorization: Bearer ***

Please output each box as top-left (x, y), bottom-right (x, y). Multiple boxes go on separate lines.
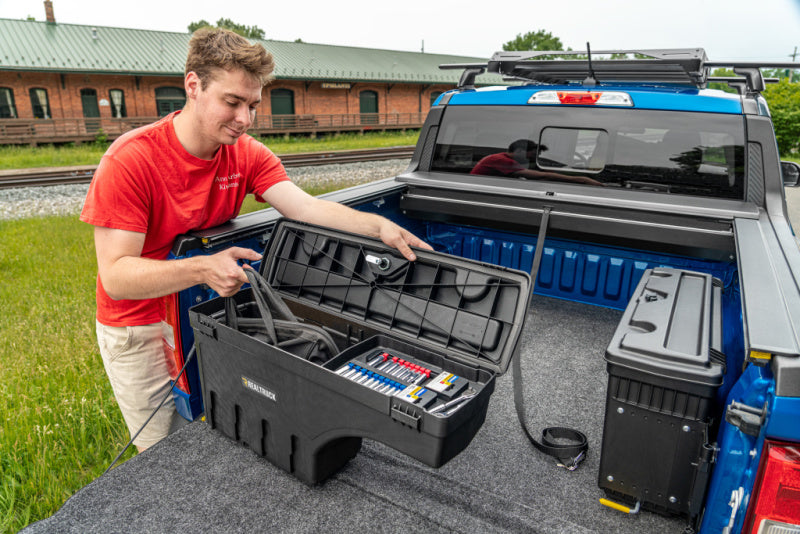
top-left (470, 152), bottom-right (525, 177)
top-left (80, 112), bottom-right (290, 326)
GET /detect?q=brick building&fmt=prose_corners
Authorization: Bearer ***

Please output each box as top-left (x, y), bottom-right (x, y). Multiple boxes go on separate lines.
top-left (0, 3), bottom-right (502, 143)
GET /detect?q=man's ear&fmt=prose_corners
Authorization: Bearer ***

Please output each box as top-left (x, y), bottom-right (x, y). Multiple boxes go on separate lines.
top-left (185, 71), bottom-right (201, 99)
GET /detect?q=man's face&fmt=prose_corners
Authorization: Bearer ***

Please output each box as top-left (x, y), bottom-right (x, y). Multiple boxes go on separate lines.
top-left (188, 68), bottom-right (262, 147)
top-left (510, 147), bottom-right (532, 164)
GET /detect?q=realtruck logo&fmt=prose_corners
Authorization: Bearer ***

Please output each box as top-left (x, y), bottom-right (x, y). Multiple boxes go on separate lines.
top-left (241, 376), bottom-right (277, 402)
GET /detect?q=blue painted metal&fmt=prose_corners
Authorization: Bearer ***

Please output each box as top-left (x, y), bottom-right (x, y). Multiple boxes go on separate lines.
top-left (445, 85), bottom-right (743, 114)
top-left (699, 364), bottom-right (773, 534)
top-left (424, 221), bottom-right (737, 308)
top-left (766, 396), bottom-right (800, 442)
top-left (170, 282), bottom-right (211, 421)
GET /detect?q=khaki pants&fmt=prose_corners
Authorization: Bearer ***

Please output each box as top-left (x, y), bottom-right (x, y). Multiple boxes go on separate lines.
top-left (96, 320), bottom-right (186, 449)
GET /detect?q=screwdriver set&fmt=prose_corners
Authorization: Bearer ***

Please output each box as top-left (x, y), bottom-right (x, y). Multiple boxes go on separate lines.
top-left (190, 220), bottom-right (530, 484)
top-left (333, 348), bottom-right (472, 415)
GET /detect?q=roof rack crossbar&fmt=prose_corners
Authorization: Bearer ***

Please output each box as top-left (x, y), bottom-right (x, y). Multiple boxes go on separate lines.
top-left (439, 49), bottom-right (800, 93)
top-left (439, 63), bottom-right (488, 89)
top-left (708, 76), bottom-right (780, 95)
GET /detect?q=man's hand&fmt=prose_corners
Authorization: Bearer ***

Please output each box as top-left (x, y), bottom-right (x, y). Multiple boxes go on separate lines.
top-left (377, 219), bottom-right (433, 261)
top-left (576, 176), bottom-right (604, 186)
top-left (200, 247), bottom-right (263, 297)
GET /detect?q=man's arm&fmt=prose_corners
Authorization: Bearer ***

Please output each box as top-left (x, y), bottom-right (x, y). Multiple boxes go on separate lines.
top-left (94, 226), bottom-right (262, 300)
top-left (262, 181), bottom-right (432, 261)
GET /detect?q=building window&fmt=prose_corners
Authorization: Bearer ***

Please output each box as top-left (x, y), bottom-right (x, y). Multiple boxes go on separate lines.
top-left (109, 89), bottom-right (127, 118)
top-left (29, 88), bottom-right (51, 119)
top-left (430, 91), bottom-right (443, 107)
top-left (359, 90), bottom-right (378, 125)
top-left (0, 88), bottom-right (16, 118)
top-left (155, 87), bottom-right (186, 117)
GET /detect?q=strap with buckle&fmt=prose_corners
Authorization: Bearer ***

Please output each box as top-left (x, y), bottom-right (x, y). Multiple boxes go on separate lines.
top-left (512, 206), bottom-right (590, 471)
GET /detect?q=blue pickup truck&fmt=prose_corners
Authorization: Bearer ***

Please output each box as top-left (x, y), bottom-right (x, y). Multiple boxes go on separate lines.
top-left (163, 49), bottom-right (800, 533)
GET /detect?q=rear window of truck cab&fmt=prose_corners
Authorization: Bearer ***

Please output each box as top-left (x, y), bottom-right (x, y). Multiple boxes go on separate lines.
top-left (430, 106), bottom-right (746, 200)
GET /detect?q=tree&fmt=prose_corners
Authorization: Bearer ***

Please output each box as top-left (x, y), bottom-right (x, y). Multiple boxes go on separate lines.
top-left (188, 18), bottom-right (265, 39)
top-left (763, 79), bottom-right (800, 156)
top-left (188, 20), bottom-right (211, 33)
top-left (708, 68), bottom-right (739, 94)
top-left (503, 30), bottom-right (565, 52)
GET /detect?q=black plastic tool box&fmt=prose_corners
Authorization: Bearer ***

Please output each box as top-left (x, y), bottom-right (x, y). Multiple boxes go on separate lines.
top-left (598, 267), bottom-right (725, 521)
top-left (189, 219), bottom-right (530, 484)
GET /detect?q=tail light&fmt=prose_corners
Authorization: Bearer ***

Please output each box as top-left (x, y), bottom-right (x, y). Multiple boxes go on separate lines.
top-left (528, 90), bottom-right (633, 106)
top-left (744, 440), bottom-right (800, 533)
top-left (164, 292), bottom-right (190, 393)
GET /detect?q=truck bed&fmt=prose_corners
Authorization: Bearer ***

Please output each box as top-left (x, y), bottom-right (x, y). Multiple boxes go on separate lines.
top-left (23, 295), bottom-right (687, 533)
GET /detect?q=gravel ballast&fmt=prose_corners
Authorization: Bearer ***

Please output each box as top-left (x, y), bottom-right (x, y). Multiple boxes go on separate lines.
top-left (0, 159), bottom-right (411, 221)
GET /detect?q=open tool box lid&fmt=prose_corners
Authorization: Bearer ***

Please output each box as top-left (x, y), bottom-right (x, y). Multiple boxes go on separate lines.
top-left (259, 219), bottom-right (531, 375)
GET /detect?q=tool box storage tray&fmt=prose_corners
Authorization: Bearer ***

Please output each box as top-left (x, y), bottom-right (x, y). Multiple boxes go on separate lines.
top-left (189, 219), bottom-right (530, 484)
top-left (598, 267), bottom-right (725, 521)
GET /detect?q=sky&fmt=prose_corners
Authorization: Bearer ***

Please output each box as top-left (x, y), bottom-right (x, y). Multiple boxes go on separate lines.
top-left (1, 0), bottom-right (799, 62)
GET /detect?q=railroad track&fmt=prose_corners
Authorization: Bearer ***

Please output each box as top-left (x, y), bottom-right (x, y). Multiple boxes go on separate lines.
top-left (0, 146), bottom-right (415, 189)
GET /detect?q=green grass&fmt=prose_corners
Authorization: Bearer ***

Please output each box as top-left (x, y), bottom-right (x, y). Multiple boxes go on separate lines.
top-left (0, 130), bottom-right (420, 170)
top-left (0, 144), bottom-right (109, 170)
top-left (259, 130), bottom-right (419, 154)
top-left (0, 216), bottom-right (136, 533)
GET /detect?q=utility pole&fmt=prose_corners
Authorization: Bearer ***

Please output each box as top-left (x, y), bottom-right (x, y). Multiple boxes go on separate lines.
top-left (791, 47), bottom-right (798, 82)
top-left (421, 40), bottom-right (425, 53)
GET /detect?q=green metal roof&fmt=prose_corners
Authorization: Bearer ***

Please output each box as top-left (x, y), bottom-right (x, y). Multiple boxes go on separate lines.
top-left (0, 18), bottom-right (504, 84)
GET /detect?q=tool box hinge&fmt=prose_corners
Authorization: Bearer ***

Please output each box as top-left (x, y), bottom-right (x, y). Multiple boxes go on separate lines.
top-left (390, 404), bottom-right (421, 430)
top-left (724, 400), bottom-right (767, 437)
top-left (196, 317), bottom-right (218, 339)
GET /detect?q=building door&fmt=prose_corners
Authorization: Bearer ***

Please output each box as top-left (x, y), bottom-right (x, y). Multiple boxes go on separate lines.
top-left (270, 88), bottom-right (295, 128)
top-left (359, 90), bottom-right (378, 125)
top-left (155, 87), bottom-right (186, 117)
top-left (80, 88), bottom-right (100, 132)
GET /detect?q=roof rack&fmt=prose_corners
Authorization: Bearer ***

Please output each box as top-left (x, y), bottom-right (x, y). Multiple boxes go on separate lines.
top-left (708, 76), bottom-right (780, 95)
top-left (440, 48), bottom-right (800, 94)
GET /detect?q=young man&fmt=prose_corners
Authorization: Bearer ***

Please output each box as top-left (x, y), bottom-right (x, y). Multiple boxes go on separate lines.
top-left (81, 28), bottom-right (431, 451)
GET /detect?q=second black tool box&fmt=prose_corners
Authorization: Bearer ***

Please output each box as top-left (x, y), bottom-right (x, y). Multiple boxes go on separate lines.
top-left (189, 219), bottom-right (530, 484)
top-left (598, 267), bottom-right (725, 523)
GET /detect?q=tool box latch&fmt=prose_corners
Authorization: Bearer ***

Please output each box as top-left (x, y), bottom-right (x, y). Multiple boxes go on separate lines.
top-left (391, 404), bottom-right (421, 430)
top-left (725, 400), bottom-right (767, 437)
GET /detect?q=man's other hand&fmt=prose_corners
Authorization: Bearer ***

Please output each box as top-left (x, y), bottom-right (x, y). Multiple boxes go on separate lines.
top-left (377, 220), bottom-right (434, 262)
